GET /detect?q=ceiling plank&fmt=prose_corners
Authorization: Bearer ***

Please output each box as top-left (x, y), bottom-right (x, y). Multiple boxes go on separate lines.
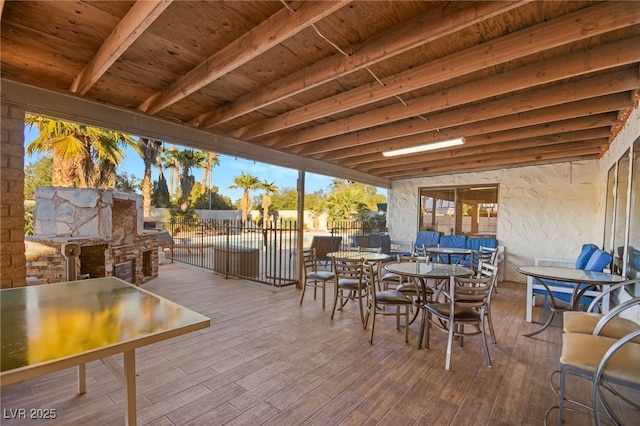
top-left (309, 93), bottom-right (632, 161)
top-left (242, 1), bottom-right (640, 142)
top-left (340, 115), bottom-right (618, 167)
top-left (364, 129), bottom-right (612, 174)
top-left (70, 0), bottom-right (173, 96)
top-left (286, 68), bottom-right (640, 156)
top-left (288, 36), bottom-right (640, 154)
top-left (379, 140), bottom-right (607, 178)
top-left (138, 1), bottom-right (351, 115)
top-left (193, 1), bottom-right (526, 128)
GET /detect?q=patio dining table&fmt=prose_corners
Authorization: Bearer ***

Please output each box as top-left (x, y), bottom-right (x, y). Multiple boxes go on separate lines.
top-left (0, 277), bottom-right (210, 425)
top-left (517, 266), bottom-right (624, 337)
top-left (383, 261), bottom-right (474, 348)
top-left (425, 247), bottom-right (473, 264)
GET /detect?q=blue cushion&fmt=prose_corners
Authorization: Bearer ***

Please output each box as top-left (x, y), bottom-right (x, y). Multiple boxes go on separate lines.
top-left (584, 249), bottom-right (612, 272)
top-left (439, 235), bottom-right (467, 249)
top-left (575, 243), bottom-right (598, 269)
top-left (466, 237), bottom-right (497, 251)
top-left (415, 231), bottom-right (441, 248)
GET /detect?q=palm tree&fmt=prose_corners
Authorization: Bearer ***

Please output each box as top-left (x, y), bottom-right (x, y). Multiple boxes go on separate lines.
top-left (133, 138), bottom-right (161, 217)
top-left (174, 149), bottom-right (206, 211)
top-left (200, 151), bottom-right (220, 195)
top-left (326, 186), bottom-right (368, 222)
top-left (25, 115), bottom-right (133, 188)
top-left (259, 180), bottom-right (279, 228)
top-left (228, 172), bottom-right (260, 224)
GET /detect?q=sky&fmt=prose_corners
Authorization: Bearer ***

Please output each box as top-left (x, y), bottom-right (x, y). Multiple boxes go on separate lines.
top-left (23, 125), bottom-right (386, 203)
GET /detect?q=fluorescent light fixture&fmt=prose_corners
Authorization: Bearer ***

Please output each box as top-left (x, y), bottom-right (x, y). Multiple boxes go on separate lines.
top-left (382, 137), bottom-right (465, 157)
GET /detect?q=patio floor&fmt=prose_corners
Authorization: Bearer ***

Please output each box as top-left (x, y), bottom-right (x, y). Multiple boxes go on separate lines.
top-left (1, 262), bottom-right (636, 425)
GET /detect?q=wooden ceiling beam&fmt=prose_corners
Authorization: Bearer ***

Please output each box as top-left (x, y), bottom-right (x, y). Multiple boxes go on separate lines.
top-left (193, 1), bottom-right (525, 128)
top-left (362, 130), bottom-right (611, 174)
top-left (305, 94), bottom-right (629, 160)
top-left (310, 93), bottom-right (631, 161)
top-left (138, 1), bottom-right (350, 114)
top-left (339, 115), bottom-right (617, 167)
top-left (290, 68), bottom-right (639, 161)
top-left (378, 140), bottom-right (607, 178)
top-left (270, 35), bottom-right (640, 149)
top-left (69, 0), bottom-right (173, 96)
top-left (243, 2), bottom-right (640, 142)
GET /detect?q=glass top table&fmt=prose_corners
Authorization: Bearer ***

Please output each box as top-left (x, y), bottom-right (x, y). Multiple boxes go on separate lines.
top-left (384, 262), bottom-right (474, 348)
top-left (424, 247), bottom-right (473, 264)
top-left (1, 277), bottom-right (210, 425)
top-left (517, 266), bottom-right (624, 337)
top-left (327, 251), bottom-right (390, 262)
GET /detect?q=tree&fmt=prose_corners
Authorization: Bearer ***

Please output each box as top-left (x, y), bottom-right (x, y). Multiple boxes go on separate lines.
top-left (326, 184), bottom-right (369, 221)
top-left (258, 180), bottom-right (279, 227)
top-left (200, 151), bottom-right (220, 195)
top-left (24, 157), bottom-right (53, 200)
top-left (175, 149), bottom-right (206, 211)
top-left (25, 114), bottom-right (133, 188)
top-left (152, 176), bottom-right (171, 208)
top-left (305, 191), bottom-right (327, 230)
top-left (228, 172), bottom-right (259, 223)
top-left (133, 138), bottom-right (161, 217)
top-left (269, 187), bottom-right (299, 210)
top-left (114, 172), bottom-right (139, 193)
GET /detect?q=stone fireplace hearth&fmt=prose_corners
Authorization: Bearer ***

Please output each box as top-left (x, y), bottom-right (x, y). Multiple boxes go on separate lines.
top-left (26, 187), bottom-right (159, 285)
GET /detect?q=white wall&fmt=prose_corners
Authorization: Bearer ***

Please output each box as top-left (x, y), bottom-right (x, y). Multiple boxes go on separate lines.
top-left (387, 104), bottom-right (639, 283)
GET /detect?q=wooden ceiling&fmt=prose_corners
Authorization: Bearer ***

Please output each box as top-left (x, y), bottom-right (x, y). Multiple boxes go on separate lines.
top-left (2, 1), bottom-right (639, 185)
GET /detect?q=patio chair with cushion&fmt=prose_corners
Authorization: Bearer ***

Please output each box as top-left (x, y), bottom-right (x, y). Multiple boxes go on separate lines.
top-left (423, 261), bottom-right (498, 371)
top-left (363, 263), bottom-right (413, 344)
top-left (299, 248), bottom-right (335, 309)
top-left (563, 279), bottom-right (640, 341)
top-left (551, 296), bottom-right (640, 424)
top-left (331, 255), bottom-right (367, 326)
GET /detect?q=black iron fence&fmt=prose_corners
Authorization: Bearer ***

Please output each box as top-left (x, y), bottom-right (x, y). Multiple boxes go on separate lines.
top-left (156, 217), bottom-right (386, 286)
top-left (328, 220), bottom-right (387, 248)
top-left (158, 217), bottom-right (299, 287)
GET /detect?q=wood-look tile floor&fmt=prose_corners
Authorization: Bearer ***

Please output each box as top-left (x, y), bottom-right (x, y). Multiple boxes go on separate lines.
top-left (1, 263), bottom-right (637, 425)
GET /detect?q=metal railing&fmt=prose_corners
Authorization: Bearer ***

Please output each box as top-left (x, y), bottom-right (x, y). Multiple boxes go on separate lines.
top-left (158, 218), bottom-right (387, 286)
top-left (328, 220), bottom-right (387, 248)
top-left (158, 217), bottom-right (298, 287)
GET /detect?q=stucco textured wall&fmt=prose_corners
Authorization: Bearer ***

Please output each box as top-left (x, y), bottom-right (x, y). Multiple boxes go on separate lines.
top-left (388, 103), bottom-right (639, 283)
top-left (388, 161), bottom-right (599, 283)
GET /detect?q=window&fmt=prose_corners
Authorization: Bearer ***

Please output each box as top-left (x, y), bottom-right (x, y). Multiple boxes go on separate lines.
top-left (604, 138), bottom-right (639, 289)
top-left (418, 185), bottom-right (498, 236)
top-left (628, 140), bottom-right (640, 282)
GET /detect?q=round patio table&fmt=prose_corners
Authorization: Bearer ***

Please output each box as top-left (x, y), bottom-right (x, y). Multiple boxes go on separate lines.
top-left (384, 262), bottom-right (474, 348)
top-left (517, 266), bottom-right (625, 337)
top-left (425, 247), bottom-right (473, 264)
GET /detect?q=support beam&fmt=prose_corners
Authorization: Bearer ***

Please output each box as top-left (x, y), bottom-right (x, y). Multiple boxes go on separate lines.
top-left (364, 130), bottom-right (612, 174)
top-left (138, 1), bottom-right (350, 114)
top-left (379, 140), bottom-right (607, 178)
top-left (313, 94), bottom-right (631, 161)
top-left (70, 0), bottom-right (172, 95)
top-left (341, 116), bottom-right (617, 167)
top-left (193, 1), bottom-right (525, 128)
top-left (239, 2), bottom-right (640, 143)
top-left (2, 79), bottom-right (389, 189)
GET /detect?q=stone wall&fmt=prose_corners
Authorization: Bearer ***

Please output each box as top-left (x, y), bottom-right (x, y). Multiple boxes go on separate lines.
top-left (1, 104), bottom-right (26, 288)
top-left (25, 233), bottom-right (159, 285)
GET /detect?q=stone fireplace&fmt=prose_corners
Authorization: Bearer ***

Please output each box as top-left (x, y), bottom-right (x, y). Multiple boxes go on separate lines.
top-left (25, 187), bottom-right (159, 285)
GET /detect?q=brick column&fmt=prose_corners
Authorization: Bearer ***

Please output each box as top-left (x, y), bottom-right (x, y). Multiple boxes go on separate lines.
top-left (1, 104), bottom-right (26, 288)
